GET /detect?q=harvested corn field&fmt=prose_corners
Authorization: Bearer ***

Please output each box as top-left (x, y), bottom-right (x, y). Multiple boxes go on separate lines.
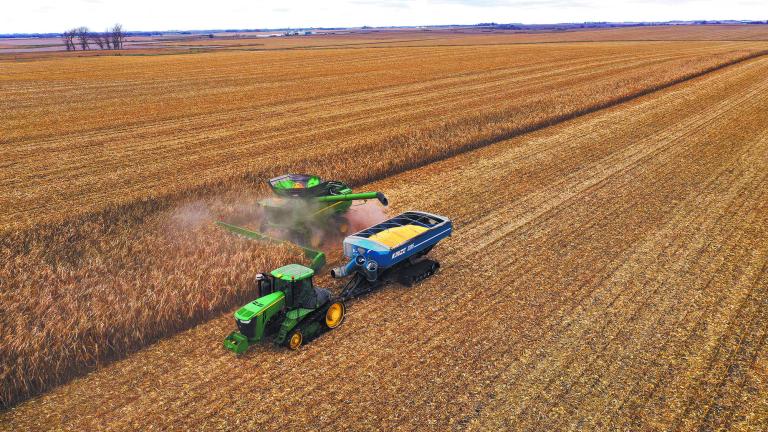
top-left (2, 40), bottom-right (766, 230)
top-left (4, 32), bottom-right (768, 409)
top-left (2, 37), bottom-right (767, 431)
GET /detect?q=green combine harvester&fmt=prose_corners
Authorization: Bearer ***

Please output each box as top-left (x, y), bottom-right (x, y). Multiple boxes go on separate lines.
top-left (258, 174), bottom-right (388, 247)
top-left (218, 174), bottom-right (388, 353)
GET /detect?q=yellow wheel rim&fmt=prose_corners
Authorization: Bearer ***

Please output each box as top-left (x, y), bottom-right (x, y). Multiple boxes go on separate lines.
top-left (289, 332), bottom-right (302, 350)
top-left (339, 223), bottom-right (349, 234)
top-left (325, 302), bottom-right (345, 329)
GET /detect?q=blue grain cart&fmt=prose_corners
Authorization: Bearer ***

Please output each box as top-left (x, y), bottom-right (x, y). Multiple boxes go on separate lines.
top-left (331, 211), bottom-right (452, 299)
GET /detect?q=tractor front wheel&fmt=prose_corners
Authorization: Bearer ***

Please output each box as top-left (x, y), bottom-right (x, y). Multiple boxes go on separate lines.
top-left (287, 329), bottom-right (303, 350)
top-left (325, 301), bottom-right (346, 329)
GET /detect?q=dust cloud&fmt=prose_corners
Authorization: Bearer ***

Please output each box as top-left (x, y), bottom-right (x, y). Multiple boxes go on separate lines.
top-left (347, 201), bottom-right (388, 232)
top-left (170, 201), bottom-right (212, 230)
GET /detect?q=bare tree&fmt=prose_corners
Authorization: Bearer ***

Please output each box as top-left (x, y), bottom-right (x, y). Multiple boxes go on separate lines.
top-left (76, 26), bottom-right (90, 50)
top-left (91, 32), bottom-right (106, 50)
top-left (63, 25), bottom-right (123, 51)
top-left (62, 29), bottom-right (77, 51)
top-left (110, 24), bottom-right (125, 50)
top-left (103, 29), bottom-right (112, 49)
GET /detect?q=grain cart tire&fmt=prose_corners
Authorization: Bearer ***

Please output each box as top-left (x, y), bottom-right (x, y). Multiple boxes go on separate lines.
top-left (287, 329), bottom-right (303, 350)
top-left (325, 301), bottom-right (346, 329)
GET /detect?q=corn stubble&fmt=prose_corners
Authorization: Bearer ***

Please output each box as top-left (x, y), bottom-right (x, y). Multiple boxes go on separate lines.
top-left (1, 32), bottom-right (767, 412)
top-left (4, 52), bottom-right (767, 431)
top-left (0, 194), bottom-right (303, 406)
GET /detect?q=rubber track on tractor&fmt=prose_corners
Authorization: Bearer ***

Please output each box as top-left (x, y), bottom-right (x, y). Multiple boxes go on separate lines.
top-left (280, 301), bottom-right (335, 346)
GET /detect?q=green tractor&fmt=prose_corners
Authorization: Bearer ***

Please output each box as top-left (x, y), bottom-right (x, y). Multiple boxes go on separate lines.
top-left (258, 174), bottom-right (388, 247)
top-left (223, 263), bottom-right (346, 353)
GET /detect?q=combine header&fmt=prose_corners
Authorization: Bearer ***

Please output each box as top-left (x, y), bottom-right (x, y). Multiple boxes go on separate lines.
top-left (218, 174), bottom-right (451, 354)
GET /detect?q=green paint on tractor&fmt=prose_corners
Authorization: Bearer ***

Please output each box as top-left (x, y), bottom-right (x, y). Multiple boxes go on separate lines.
top-left (222, 261), bottom-right (346, 353)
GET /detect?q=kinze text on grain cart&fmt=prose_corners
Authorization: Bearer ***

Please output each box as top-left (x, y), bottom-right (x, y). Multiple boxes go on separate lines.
top-left (219, 210), bottom-right (452, 353)
top-left (258, 174), bottom-right (388, 247)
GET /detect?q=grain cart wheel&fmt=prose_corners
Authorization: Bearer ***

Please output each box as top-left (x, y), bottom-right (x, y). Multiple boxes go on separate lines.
top-left (287, 329), bottom-right (303, 350)
top-left (325, 301), bottom-right (346, 329)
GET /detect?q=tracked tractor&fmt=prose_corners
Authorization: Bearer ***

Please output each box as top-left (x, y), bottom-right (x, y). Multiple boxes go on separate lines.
top-left (224, 263), bottom-right (346, 353)
top-left (258, 174), bottom-right (388, 247)
top-left (217, 223), bottom-right (341, 352)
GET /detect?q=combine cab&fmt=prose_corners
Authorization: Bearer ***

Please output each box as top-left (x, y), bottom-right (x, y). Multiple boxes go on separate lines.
top-left (259, 174), bottom-right (388, 247)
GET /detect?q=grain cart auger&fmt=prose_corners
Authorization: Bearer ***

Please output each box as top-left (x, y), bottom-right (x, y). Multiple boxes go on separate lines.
top-left (331, 211), bottom-right (452, 300)
top-left (258, 174), bottom-right (388, 247)
top-left (217, 223), bottom-right (343, 353)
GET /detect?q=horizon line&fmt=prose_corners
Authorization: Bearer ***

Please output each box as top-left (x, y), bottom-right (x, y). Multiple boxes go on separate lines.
top-left (2, 19), bottom-right (766, 37)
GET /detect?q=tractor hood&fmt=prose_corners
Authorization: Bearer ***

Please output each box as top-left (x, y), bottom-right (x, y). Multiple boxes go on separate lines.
top-left (234, 291), bottom-right (285, 323)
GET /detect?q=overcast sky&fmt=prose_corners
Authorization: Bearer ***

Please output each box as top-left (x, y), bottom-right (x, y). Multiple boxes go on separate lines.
top-left (2, 0), bottom-right (766, 34)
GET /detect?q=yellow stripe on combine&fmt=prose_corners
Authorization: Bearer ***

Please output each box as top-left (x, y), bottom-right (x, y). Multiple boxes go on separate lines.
top-left (368, 224), bottom-right (428, 248)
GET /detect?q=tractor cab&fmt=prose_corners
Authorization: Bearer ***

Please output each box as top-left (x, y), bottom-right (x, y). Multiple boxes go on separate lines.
top-left (269, 264), bottom-right (331, 310)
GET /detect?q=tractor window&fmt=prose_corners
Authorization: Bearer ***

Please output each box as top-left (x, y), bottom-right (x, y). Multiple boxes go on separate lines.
top-left (273, 278), bottom-right (287, 294)
top-left (296, 278), bottom-right (317, 309)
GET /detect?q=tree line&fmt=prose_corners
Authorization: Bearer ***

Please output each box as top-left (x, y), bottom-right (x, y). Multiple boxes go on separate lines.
top-left (62, 24), bottom-right (125, 51)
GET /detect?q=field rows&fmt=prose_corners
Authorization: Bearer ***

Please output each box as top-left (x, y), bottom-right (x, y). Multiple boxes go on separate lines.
top-left (4, 25), bottom-right (767, 57)
top-left (4, 39), bottom-right (767, 407)
top-left (152, 25), bottom-right (768, 51)
top-left (3, 54), bottom-right (766, 430)
top-left (1, 41), bottom-right (765, 230)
